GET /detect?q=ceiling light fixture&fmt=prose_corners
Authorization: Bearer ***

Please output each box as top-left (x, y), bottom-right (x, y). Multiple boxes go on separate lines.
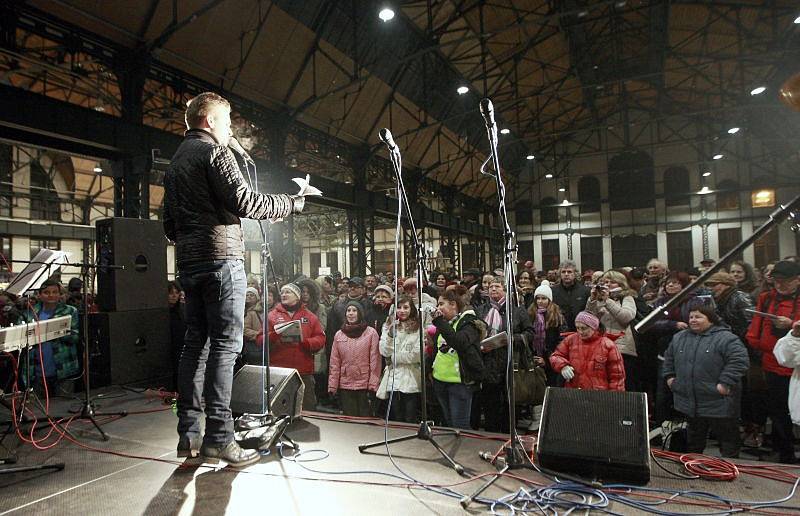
top-left (577, 10), bottom-right (588, 17)
top-left (457, 86), bottom-right (469, 95)
top-left (500, 128), bottom-right (510, 135)
top-left (526, 154), bottom-right (535, 160)
top-left (545, 173), bottom-right (553, 179)
top-left (702, 171), bottom-right (711, 177)
top-left (558, 187), bottom-right (566, 192)
top-left (93, 165), bottom-right (102, 173)
top-left (727, 127), bottom-right (740, 134)
top-left (750, 86), bottom-right (766, 95)
top-left (561, 199), bottom-right (571, 206)
top-left (378, 7), bottom-right (395, 22)
top-left (795, 15), bottom-right (800, 24)
top-left (698, 186), bottom-right (711, 195)
top-left (712, 154), bottom-right (724, 160)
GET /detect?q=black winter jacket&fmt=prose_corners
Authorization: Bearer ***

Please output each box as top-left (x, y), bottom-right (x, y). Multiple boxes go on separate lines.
top-left (663, 325), bottom-right (749, 418)
top-left (163, 129), bottom-right (295, 268)
top-left (714, 288), bottom-right (753, 341)
top-left (551, 282), bottom-right (590, 331)
top-left (474, 301), bottom-right (536, 384)
top-left (431, 312), bottom-right (487, 385)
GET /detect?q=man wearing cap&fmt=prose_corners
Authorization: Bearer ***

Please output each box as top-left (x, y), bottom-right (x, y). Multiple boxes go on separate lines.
top-left (551, 260), bottom-right (590, 331)
top-left (706, 272), bottom-right (753, 341)
top-left (746, 260), bottom-right (800, 463)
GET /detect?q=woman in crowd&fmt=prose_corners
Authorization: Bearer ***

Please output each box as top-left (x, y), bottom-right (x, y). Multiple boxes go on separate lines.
top-left (316, 276), bottom-right (336, 308)
top-left (585, 269), bottom-right (639, 391)
top-left (328, 301), bottom-right (381, 417)
top-left (528, 280), bottom-right (565, 386)
top-left (706, 272), bottom-right (752, 340)
top-left (430, 288), bottom-right (486, 429)
top-left (516, 269), bottom-right (537, 309)
top-left (22, 279), bottom-right (80, 394)
top-left (663, 305), bottom-right (749, 458)
top-left (377, 295), bottom-right (422, 423)
top-left (474, 276), bottom-right (534, 433)
top-left (760, 262), bottom-right (775, 295)
top-left (242, 287), bottom-right (263, 364)
top-left (298, 278), bottom-right (329, 407)
top-left (261, 283), bottom-right (326, 410)
top-left (729, 260), bottom-right (759, 300)
top-left (433, 272), bottom-right (449, 297)
top-left (368, 284), bottom-right (394, 335)
top-left (266, 284), bottom-right (279, 311)
top-left (549, 311), bottom-right (625, 391)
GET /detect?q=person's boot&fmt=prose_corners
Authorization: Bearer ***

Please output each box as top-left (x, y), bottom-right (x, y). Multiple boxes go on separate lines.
top-left (201, 440), bottom-right (261, 468)
top-left (177, 435), bottom-right (201, 458)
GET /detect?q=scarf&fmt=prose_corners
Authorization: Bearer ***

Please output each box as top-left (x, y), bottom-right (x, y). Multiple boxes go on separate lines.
top-left (281, 301), bottom-right (300, 314)
top-left (484, 297), bottom-right (505, 336)
top-left (342, 322), bottom-right (367, 338)
top-left (533, 307), bottom-right (546, 356)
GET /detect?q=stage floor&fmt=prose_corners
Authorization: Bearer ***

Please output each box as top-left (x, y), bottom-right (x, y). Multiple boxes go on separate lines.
top-left (1, 389), bottom-right (799, 515)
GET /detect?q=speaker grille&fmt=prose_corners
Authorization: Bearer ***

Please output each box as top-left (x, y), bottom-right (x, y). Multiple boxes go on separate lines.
top-left (537, 388), bottom-right (650, 483)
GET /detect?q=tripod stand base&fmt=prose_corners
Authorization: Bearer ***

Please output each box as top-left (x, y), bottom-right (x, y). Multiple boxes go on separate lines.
top-left (358, 421), bottom-right (465, 476)
top-left (53, 401), bottom-right (128, 442)
top-left (460, 441), bottom-right (535, 508)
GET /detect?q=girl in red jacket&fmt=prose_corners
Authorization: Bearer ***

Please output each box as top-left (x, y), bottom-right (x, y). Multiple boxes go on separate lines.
top-left (258, 283), bottom-right (325, 410)
top-left (328, 301), bottom-right (381, 416)
top-left (549, 311), bottom-right (625, 391)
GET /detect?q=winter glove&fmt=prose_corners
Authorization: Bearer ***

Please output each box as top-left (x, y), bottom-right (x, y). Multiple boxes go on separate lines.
top-left (561, 365), bottom-right (575, 381)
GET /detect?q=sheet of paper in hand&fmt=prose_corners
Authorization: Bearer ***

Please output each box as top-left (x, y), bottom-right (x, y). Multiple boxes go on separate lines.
top-left (480, 331), bottom-right (508, 352)
top-left (275, 320), bottom-right (302, 338)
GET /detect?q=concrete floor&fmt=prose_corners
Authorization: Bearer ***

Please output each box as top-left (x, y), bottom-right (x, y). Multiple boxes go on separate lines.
top-left (1, 389), bottom-right (799, 515)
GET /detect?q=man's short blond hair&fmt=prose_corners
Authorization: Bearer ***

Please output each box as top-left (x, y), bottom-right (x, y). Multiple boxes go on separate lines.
top-left (185, 92), bottom-right (230, 129)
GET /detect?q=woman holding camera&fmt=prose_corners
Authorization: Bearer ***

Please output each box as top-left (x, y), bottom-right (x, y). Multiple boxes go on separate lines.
top-left (585, 270), bottom-right (638, 391)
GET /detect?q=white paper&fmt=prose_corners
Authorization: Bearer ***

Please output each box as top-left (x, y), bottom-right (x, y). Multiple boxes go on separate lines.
top-left (292, 174), bottom-right (323, 197)
top-left (6, 249), bottom-right (70, 296)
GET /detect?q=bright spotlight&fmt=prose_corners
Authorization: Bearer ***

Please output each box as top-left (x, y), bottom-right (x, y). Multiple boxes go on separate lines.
top-left (378, 8), bottom-right (395, 22)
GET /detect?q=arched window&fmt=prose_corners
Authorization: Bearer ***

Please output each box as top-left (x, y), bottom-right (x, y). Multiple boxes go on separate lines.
top-left (577, 176), bottom-right (601, 213)
top-left (663, 166), bottom-right (690, 207)
top-left (515, 200), bottom-right (533, 225)
top-left (540, 197), bottom-right (558, 224)
top-left (608, 150), bottom-right (655, 210)
top-left (716, 180), bottom-right (739, 211)
top-left (29, 158), bottom-right (61, 221)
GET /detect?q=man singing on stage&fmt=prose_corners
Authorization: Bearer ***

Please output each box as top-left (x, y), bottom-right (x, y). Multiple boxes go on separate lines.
top-left (163, 92), bottom-right (305, 467)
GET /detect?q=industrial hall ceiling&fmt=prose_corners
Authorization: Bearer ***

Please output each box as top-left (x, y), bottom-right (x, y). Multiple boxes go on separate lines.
top-left (2, 0), bottom-right (799, 211)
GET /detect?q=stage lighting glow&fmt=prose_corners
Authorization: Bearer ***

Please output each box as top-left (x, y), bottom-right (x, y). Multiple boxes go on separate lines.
top-left (457, 86), bottom-right (469, 95)
top-left (500, 128), bottom-right (510, 134)
top-left (727, 127), bottom-right (740, 134)
top-left (379, 8), bottom-right (395, 22)
top-left (750, 86), bottom-right (766, 95)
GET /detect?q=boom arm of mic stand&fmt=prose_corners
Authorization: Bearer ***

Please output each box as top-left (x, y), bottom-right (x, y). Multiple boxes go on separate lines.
top-left (635, 193), bottom-right (800, 333)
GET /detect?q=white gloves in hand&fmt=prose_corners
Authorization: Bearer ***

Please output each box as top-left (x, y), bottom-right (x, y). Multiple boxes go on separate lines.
top-left (561, 365), bottom-right (575, 381)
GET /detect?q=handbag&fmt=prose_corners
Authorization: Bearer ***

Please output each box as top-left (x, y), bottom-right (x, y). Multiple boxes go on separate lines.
top-left (512, 334), bottom-right (547, 406)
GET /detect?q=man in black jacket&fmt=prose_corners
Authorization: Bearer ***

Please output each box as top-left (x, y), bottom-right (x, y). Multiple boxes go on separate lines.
top-left (164, 92), bottom-right (304, 468)
top-left (550, 260), bottom-right (590, 331)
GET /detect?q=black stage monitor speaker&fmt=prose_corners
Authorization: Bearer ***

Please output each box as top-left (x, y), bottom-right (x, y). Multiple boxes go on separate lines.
top-left (96, 217), bottom-right (167, 312)
top-left (536, 387), bottom-right (651, 484)
top-left (231, 365), bottom-right (304, 420)
top-left (88, 309), bottom-right (172, 387)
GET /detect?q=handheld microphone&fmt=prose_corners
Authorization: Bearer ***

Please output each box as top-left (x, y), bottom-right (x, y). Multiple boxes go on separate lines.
top-left (228, 136), bottom-right (254, 163)
top-left (378, 128), bottom-right (398, 152)
top-left (479, 98), bottom-right (495, 128)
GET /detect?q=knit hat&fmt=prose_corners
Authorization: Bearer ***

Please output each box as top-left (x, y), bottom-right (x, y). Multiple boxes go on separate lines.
top-left (345, 300), bottom-right (365, 321)
top-left (574, 311), bottom-right (600, 331)
top-left (280, 283), bottom-right (301, 301)
top-left (374, 284), bottom-right (394, 297)
top-left (246, 287), bottom-right (260, 299)
top-left (705, 272), bottom-right (736, 287)
top-left (533, 280), bottom-right (552, 301)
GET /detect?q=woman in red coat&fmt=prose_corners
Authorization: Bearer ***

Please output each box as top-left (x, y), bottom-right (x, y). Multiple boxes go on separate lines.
top-left (257, 283), bottom-right (325, 410)
top-left (549, 311), bottom-right (625, 391)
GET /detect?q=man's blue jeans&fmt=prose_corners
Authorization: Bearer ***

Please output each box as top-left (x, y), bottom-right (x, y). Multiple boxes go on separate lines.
top-left (433, 379), bottom-right (473, 429)
top-left (177, 260), bottom-right (246, 446)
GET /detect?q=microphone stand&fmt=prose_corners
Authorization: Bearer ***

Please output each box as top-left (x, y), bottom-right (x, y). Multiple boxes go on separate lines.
top-left (357, 129), bottom-right (466, 476)
top-left (461, 99), bottom-right (534, 508)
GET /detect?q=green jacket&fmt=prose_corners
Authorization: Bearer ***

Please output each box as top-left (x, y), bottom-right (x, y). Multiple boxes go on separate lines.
top-left (22, 301), bottom-right (80, 380)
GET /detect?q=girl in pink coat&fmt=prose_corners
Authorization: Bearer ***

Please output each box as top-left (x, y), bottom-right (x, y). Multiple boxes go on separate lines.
top-left (328, 301), bottom-right (381, 416)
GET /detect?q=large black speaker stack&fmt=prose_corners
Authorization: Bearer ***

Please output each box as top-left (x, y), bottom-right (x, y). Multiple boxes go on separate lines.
top-left (91, 217), bottom-right (170, 387)
top-left (536, 387), bottom-right (651, 484)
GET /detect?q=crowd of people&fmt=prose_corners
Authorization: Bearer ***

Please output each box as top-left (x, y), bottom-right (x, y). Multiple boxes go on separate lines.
top-left (4, 250), bottom-right (800, 463)
top-left (160, 253), bottom-right (800, 462)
